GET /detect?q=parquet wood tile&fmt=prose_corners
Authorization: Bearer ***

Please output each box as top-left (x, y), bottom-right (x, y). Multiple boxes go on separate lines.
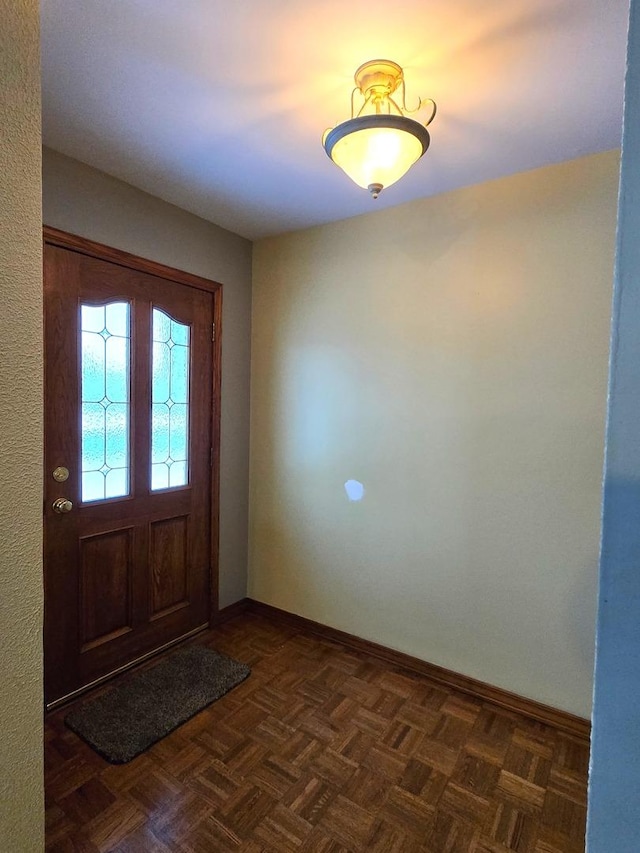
top-left (45, 612), bottom-right (588, 852)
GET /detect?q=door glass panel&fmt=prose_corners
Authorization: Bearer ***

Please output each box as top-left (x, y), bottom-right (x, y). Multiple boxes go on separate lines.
top-left (80, 302), bottom-right (131, 502)
top-left (151, 308), bottom-right (190, 490)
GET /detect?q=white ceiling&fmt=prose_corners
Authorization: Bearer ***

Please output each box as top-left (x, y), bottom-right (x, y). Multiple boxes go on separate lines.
top-left (41, 0), bottom-right (629, 240)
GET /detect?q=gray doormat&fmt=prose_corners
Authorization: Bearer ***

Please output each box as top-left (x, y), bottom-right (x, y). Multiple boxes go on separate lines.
top-left (65, 645), bottom-right (250, 764)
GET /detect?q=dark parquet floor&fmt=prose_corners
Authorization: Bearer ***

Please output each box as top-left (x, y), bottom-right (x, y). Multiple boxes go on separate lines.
top-left (45, 612), bottom-right (589, 852)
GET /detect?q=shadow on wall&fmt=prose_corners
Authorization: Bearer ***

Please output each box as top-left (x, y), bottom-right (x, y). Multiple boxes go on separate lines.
top-left (565, 558), bottom-right (599, 676)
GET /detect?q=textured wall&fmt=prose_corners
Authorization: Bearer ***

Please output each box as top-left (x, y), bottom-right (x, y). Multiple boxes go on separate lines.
top-left (42, 148), bottom-right (252, 607)
top-left (588, 1), bottom-right (640, 848)
top-left (0, 0), bottom-right (44, 849)
top-left (250, 151), bottom-right (619, 717)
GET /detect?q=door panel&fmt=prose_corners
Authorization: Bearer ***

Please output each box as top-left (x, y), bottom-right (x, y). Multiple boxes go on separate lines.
top-left (79, 527), bottom-right (134, 650)
top-left (44, 237), bottom-right (218, 705)
top-left (149, 516), bottom-right (189, 618)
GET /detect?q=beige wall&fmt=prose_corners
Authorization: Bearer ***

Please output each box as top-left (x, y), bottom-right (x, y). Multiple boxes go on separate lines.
top-left (250, 150), bottom-right (619, 717)
top-left (42, 148), bottom-right (252, 607)
top-left (0, 0), bottom-right (44, 849)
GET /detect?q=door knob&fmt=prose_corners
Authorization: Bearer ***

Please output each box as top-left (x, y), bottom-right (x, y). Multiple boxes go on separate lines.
top-left (52, 497), bottom-right (73, 514)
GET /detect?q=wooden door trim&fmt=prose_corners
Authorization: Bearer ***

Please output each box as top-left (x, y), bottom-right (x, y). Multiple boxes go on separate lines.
top-left (44, 226), bottom-right (223, 294)
top-left (43, 226), bottom-right (222, 630)
top-left (210, 287), bottom-right (223, 619)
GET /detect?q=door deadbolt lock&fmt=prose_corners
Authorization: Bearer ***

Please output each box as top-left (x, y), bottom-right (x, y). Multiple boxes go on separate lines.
top-left (52, 466), bottom-right (70, 483)
top-left (52, 497), bottom-right (73, 514)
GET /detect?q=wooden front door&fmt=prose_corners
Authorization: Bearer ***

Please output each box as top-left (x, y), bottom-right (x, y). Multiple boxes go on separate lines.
top-left (43, 229), bottom-right (221, 706)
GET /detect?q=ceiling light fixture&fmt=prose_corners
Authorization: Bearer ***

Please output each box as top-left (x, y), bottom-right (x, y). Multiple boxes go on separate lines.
top-left (322, 59), bottom-right (436, 199)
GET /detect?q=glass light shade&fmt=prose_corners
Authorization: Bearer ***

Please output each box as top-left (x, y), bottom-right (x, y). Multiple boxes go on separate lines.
top-left (323, 115), bottom-right (430, 193)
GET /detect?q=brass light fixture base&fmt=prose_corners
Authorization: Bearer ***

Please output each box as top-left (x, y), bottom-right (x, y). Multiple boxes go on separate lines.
top-left (354, 59), bottom-right (403, 100)
top-left (322, 58), bottom-right (436, 199)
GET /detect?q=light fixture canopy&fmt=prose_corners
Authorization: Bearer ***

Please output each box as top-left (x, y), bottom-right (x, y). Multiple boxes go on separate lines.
top-left (322, 59), bottom-right (436, 199)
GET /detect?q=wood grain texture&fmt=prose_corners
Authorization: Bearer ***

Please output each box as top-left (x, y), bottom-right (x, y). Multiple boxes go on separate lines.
top-left (208, 285), bottom-right (224, 622)
top-left (245, 600), bottom-right (590, 742)
top-left (44, 230), bottom-right (221, 705)
top-left (45, 611), bottom-right (589, 852)
top-left (43, 226), bottom-right (223, 294)
top-left (150, 517), bottom-right (189, 618)
top-left (80, 528), bottom-right (134, 649)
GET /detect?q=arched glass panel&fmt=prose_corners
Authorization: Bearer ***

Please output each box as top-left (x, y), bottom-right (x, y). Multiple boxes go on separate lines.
top-left (151, 308), bottom-right (190, 490)
top-left (80, 302), bottom-right (131, 502)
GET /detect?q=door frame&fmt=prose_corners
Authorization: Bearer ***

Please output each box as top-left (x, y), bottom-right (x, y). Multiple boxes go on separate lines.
top-left (43, 225), bottom-right (223, 634)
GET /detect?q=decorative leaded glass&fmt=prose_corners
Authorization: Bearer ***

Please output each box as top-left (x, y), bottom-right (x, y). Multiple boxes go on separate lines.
top-left (151, 308), bottom-right (190, 490)
top-left (80, 302), bottom-right (130, 502)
